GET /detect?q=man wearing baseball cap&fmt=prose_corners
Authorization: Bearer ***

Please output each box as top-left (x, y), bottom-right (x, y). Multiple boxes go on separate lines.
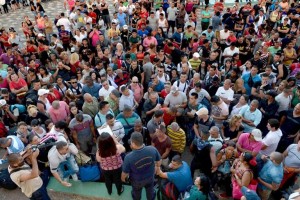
top-left (237, 129), bottom-right (263, 157)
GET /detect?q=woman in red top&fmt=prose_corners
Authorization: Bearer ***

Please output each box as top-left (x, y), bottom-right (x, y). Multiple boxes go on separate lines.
top-left (136, 44), bottom-right (145, 64)
top-left (0, 30), bottom-right (11, 48)
top-left (161, 106), bottom-right (177, 126)
top-left (70, 52), bottom-right (82, 75)
top-left (139, 6), bottom-right (149, 19)
top-left (9, 73), bottom-right (28, 99)
top-left (26, 40), bottom-right (38, 55)
top-left (148, 43), bottom-right (157, 63)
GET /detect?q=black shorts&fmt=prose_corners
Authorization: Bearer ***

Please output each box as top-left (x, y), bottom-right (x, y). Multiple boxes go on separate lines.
top-left (168, 20), bottom-right (175, 28)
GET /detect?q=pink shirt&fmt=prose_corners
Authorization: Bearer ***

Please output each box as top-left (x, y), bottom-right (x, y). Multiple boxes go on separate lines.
top-left (130, 83), bottom-right (144, 103)
top-left (237, 133), bottom-right (262, 154)
top-left (142, 37), bottom-right (158, 49)
top-left (0, 78), bottom-right (9, 89)
top-left (89, 30), bottom-right (100, 47)
top-left (48, 101), bottom-right (70, 123)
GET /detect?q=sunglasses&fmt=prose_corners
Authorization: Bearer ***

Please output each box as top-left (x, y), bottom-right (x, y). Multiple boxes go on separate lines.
top-left (132, 81), bottom-right (138, 83)
top-left (71, 82), bottom-right (77, 84)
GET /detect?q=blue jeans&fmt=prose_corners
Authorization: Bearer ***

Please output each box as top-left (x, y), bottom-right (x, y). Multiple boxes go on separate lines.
top-left (57, 155), bottom-right (79, 179)
top-left (30, 185), bottom-right (50, 200)
top-left (131, 178), bottom-right (155, 200)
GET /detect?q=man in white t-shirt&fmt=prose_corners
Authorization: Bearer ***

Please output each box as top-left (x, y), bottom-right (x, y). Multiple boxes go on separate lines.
top-left (223, 42), bottom-right (239, 58)
top-left (260, 119), bottom-right (282, 156)
top-left (56, 13), bottom-right (72, 32)
top-left (167, 2), bottom-right (177, 34)
top-left (172, 73), bottom-right (189, 94)
top-left (99, 80), bottom-right (115, 101)
top-left (275, 86), bottom-right (292, 113)
top-left (215, 79), bottom-right (234, 105)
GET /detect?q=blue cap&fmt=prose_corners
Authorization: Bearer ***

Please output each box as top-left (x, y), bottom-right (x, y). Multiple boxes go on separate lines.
top-left (241, 186), bottom-right (261, 200)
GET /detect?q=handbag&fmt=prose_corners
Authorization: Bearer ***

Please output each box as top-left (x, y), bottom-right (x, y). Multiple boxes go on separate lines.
top-left (75, 151), bottom-right (91, 166)
top-left (76, 151), bottom-right (100, 182)
top-left (218, 160), bottom-right (231, 174)
top-left (78, 163), bottom-right (101, 182)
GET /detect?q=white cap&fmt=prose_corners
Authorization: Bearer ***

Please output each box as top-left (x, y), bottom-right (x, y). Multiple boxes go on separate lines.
top-left (123, 25), bottom-right (128, 29)
top-left (38, 33), bottom-right (45, 37)
top-left (251, 129), bottom-right (262, 142)
top-left (0, 99), bottom-right (6, 107)
top-left (196, 107), bottom-right (208, 116)
top-left (38, 89), bottom-right (49, 96)
top-left (193, 52), bottom-right (200, 58)
top-left (171, 86), bottom-right (179, 94)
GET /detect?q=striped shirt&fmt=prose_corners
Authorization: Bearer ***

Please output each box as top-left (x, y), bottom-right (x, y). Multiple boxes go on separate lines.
top-left (116, 112), bottom-right (141, 135)
top-left (167, 127), bottom-right (186, 153)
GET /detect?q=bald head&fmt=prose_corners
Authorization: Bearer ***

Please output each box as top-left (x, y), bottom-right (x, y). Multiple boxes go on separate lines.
top-left (270, 152), bottom-right (283, 165)
top-left (132, 76), bottom-right (138, 83)
top-left (52, 100), bottom-right (60, 109)
top-left (84, 93), bottom-right (93, 103)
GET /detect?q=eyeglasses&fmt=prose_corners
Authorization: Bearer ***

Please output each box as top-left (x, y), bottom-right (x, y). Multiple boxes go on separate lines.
top-left (132, 81), bottom-right (138, 83)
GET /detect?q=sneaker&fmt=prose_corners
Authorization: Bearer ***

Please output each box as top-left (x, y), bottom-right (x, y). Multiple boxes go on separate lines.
top-left (71, 174), bottom-right (78, 181)
top-left (219, 192), bottom-right (231, 199)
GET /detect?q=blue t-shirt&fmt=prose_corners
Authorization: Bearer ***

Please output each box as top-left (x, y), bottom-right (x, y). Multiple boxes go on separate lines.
top-left (167, 162), bottom-right (193, 192)
top-left (117, 13), bottom-right (126, 27)
top-left (242, 73), bottom-right (261, 96)
top-left (137, 30), bottom-right (149, 38)
top-left (122, 146), bottom-right (161, 182)
top-left (258, 160), bottom-right (283, 191)
top-left (148, 81), bottom-right (164, 92)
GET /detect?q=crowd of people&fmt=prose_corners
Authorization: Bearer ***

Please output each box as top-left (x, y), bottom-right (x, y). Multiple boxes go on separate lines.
top-left (0, 0), bottom-right (300, 199)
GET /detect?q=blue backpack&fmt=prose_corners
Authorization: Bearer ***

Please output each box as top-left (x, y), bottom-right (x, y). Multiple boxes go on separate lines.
top-left (10, 104), bottom-right (26, 114)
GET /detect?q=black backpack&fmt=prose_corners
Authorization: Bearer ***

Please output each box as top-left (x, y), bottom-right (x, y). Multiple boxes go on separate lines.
top-left (0, 168), bottom-right (17, 190)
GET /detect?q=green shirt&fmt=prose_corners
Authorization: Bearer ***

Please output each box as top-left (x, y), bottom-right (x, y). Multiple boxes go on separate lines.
top-left (201, 11), bottom-right (210, 23)
top-left (268, 46), bottom-right (281, 56)
top-left (186, 185), bottom-right (207, 200)
top-left (292, 88), bottom-right (300, 107)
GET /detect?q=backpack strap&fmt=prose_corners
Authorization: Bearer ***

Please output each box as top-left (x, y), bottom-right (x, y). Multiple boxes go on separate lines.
top-left (9, 167), bottom-right (31, 175)
top-left (96, 113), bottom-right (102, 126)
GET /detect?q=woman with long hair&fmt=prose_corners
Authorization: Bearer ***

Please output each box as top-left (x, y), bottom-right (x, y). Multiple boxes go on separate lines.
top-left (231, 152), bottom-right (258, 199)
top-left (220, 152), bottom-right (258, 199)
top-left (221, 114), bottom-right (244, 142)
top-left (185, 175), bottom-right (210, 200)
top-left (229, 94), bottom-right (249, 118)
top-left (96, 132), bottom-right (125, 195)
top-left (37, 66), bottom-right (52, 86)
top-left (155, 27), bottom-right (166, 49)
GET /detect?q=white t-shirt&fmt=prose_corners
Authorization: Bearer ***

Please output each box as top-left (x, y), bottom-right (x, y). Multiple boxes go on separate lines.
top-left (219, 30), bottom-right (230, 40)
top-left (223, 47), bottom-right (239, 57)
top-left (164, 91), bottom-right (187, 107)
top-left (260, 129), bottom-right (282, 156)
top-left (275, 93), bottom-right (291, 113)
top-left (173, 81), bottom-right (189, 93)
top-left (56, 18), bottom-right (72, 31)
top-left (157, 73), bottom-right (170, 83)
top-left (98, 86), bottom-right (115, 99)
top-left (167, 7), bottom-right (177, 21)
top-left (215, 87), bottom-right (234, 102)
